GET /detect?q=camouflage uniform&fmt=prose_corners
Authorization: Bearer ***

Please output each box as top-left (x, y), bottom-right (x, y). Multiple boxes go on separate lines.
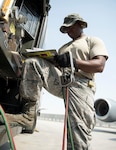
top-left (19, 34), bottom-right (108, 149)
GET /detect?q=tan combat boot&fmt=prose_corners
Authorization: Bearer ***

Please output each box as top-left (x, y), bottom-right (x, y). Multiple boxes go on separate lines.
top-left (6, 99), bottom-right (37, 134)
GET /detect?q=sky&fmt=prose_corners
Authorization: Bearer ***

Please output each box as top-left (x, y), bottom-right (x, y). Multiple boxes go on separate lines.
top-left (40, 0), bottom-right (116, 114)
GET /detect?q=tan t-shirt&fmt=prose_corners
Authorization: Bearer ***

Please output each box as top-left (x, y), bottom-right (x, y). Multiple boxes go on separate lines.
top-left (58, 36), bottom-right (108, 80)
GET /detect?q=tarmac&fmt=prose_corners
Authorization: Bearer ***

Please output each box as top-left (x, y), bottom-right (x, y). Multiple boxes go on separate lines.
top-left (0, 118), bottom-right (116, 150)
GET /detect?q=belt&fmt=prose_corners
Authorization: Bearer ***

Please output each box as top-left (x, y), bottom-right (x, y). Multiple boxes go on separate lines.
top-left (74, 74), bottom-right (95, 88)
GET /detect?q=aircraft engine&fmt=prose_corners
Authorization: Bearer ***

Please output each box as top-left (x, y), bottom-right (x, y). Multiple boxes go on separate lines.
top-left (94, 98), bottom-right (116, 122)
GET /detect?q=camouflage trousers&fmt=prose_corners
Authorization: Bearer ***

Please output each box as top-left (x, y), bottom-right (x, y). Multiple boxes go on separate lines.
top-left (20, 57), bottom-right (96, 150)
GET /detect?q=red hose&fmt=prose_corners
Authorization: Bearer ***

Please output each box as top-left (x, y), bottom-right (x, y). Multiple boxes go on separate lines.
top-left (62, 87), bottom-right (69, 150)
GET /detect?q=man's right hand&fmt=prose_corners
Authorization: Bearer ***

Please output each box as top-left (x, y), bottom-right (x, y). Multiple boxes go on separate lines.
top-left (54, 52), bottom-right (71, 68)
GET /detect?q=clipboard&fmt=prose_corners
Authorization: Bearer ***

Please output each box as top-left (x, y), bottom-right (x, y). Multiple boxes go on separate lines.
top-left (22, 48), bottom-right (57, 64)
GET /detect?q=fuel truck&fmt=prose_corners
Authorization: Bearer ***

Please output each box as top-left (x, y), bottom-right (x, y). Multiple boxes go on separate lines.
top-left (0, 0), bottom-right (51, 146)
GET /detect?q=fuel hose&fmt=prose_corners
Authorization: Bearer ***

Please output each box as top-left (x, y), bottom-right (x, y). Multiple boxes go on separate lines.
top-left (62, 87), bottom-right (75, 150)
top-left (0, 105), bottom-right (16, 150)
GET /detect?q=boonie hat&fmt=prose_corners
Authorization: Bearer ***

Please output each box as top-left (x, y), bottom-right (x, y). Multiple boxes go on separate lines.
top-left (60, 13), bottom-right (87, 33)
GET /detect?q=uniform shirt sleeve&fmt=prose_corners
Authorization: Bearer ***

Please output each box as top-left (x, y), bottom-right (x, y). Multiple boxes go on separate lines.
top-left (89, 37), bottom-right (108, 60)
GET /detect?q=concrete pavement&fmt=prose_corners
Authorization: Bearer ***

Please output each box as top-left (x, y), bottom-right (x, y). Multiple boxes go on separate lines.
top-left (15, 119), bottom-right (116, 150)
top-left (0, 118), bottom-right (116, 150)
